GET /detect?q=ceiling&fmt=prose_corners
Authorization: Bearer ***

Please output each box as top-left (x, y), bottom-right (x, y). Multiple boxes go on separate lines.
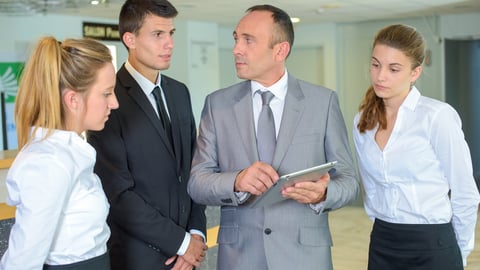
top-left (1, 0), bottom-right (479, 26)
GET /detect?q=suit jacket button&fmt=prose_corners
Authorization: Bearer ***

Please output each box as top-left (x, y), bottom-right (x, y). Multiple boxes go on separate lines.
top-left (264, 228), bottom-right (272, 235)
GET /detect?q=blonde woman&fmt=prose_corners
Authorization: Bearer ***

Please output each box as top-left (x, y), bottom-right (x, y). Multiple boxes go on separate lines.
top-left (0, 36), bottom-right (118, 269)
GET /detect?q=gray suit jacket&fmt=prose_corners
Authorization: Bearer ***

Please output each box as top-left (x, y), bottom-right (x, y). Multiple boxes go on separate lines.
top-left (188, 75), bottom-right (359, 270)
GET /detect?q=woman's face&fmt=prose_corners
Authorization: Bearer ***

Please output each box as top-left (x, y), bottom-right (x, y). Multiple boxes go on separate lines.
top-left (81, 62), bottom-right (118, 132)
top-left (370, 44), bottom-right (421, 103)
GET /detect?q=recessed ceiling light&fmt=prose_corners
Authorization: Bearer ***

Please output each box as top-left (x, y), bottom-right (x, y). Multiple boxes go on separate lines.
top-left (291, 17), bottom-right (300, 23)
top-left (321, 3), bottom-right (343, 9)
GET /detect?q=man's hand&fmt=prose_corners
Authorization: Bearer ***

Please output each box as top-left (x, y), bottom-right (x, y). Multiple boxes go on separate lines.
top-left (234, 161), bottom-right (279, 195)
top-left (182, 234), bottom-right (207, 268)
top-left (166, 255), bottom-right (192, 270)
top-left (165, 234), bottom-right (207, 270)
top-left (281, 172), bottom-right (330, 204)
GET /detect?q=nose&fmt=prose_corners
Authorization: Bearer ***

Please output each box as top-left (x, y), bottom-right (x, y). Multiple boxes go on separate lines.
top-left (233, 41), bottom-right (243, 56)
top-left (377, 67), bottom-right (387, 82)
top-left (165, 34), bottom-right (174, 49)
top-left (110, 94), bottom-right (119, 109)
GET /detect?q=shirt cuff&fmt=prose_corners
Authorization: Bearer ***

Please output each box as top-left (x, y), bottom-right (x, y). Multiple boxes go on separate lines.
top-left (176, 230), bottom-right (207, 256)
top-left (309, 201), bottom-right (326, 214)
top-left (177, 232), bottom-right (190, 256)
top-left (190, 229), bottom-right (206, 242)
top-left (235, 191), bottom-right (249, 203)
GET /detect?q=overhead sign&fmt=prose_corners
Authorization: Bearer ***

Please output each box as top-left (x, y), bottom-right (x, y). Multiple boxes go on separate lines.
top-left (83, 22), bottom-right (120, 41)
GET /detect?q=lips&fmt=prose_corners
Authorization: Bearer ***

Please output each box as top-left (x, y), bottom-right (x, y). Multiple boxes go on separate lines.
top-left (235, 56), bottom-right (246, 64)
top-left (235, 60), bottom-right (246, 68)
top-left (374, 84), bottom-right (387, 91)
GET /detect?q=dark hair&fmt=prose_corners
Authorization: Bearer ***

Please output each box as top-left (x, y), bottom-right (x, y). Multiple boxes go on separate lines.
top-left (247, 4), bottom-right (294, 57)
top-left (119, 0), bottom-right (178, 48)
top-left (357, 24), bottom-right (425, 133)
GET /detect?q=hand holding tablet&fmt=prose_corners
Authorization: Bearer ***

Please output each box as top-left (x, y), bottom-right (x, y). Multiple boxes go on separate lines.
top-left (246, 161), bottom-right (337, 208)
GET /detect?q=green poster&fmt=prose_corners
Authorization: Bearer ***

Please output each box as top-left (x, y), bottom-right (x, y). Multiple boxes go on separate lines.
top-left (0, 62), bottom-right (24, 150)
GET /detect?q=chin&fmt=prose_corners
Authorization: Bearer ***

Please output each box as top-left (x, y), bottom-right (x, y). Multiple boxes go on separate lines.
top-left (89, 125), bottom-right (105, 132)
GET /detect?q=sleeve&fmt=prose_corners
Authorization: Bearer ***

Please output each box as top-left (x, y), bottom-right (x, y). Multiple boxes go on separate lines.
top-left (87, 111), bottom-right (186, 257)
top-left (321, 92), bottom-right (360, 212)
top-left (430, 105), bottom-right (480, 265)
top-left (0, 154), bottom-right (73, 270)
top-left (188, 94), bottom-right (244, 206)
top-left (185, 98), bottom-right (207, 237)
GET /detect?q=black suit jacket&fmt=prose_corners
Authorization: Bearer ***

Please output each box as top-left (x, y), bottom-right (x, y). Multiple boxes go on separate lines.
top-left (87, 65), bottom-right (206, 270)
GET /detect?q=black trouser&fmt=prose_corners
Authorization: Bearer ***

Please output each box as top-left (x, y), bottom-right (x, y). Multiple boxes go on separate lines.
top-left (43, 252), bottom-right (110, 270)
top-left (368, 219), bottom-right (463, 270)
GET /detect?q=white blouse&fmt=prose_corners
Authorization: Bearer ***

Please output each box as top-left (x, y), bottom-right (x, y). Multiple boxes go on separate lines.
top-left (353, 87), bottom-right (480, 264)
top-left (0, 128), bottom-right (110, 269)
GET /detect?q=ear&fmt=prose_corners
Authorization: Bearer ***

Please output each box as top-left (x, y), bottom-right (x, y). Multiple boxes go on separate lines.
top-left (62, 89), bottom-right (80, 110)
top-left (274, 41), bottom-right (290, 61)
top-left (411, 65), bottom-right (422, 83)
top-left (123, 32), bottom-right (136, 49)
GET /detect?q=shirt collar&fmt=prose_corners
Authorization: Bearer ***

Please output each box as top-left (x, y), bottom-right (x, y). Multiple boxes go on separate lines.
top-left (250, 69), bottom-right (288, 101)
top-left (401, 86), bottom-right (421, 112)
top-left (125, 60), bottom-right (162, 93)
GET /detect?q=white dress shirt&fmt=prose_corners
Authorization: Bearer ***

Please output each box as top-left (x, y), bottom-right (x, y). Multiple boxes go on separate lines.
top-left (353, 87), bottom-right (480, 265)
top-left (125, 60), bottom-right (170, 118)
top-left (251, 71), bottom-right (288, 138)
top-left (0, 128), bottom-right (110, 269)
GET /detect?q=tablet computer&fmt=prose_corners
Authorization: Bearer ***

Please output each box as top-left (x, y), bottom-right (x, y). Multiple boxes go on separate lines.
top-left (246, 161), bottom-right (337, 208)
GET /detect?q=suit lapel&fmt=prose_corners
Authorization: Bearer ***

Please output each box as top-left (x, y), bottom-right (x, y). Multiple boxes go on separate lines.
top-left (161, 77), bottom-right (182, 172)
top-left (231, 79), bottom-right (305, 168)
top-left (119, 67), bottom-right (175, 158)
top-left (272, 76), bottom-right (304, 168)
top-left (232, 83), bottom-right (259, 164)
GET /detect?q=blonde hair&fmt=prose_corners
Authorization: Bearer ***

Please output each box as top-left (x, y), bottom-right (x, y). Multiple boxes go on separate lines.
top-left (15, 36), bottom-right (112, 148)
top-left (357, 24), bottom-right (425, 133)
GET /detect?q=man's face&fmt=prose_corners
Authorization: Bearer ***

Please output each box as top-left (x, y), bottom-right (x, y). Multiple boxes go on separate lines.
top-left (232, 10), bottom-right (280, 86)
top-left (124, 14), bottom-right (176, 81)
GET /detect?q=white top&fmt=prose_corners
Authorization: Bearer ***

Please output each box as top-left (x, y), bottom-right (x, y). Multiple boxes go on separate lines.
top-left (0, 128), bottom-right (110, 269)
top-left (353, 87), bottom-right (480, 264)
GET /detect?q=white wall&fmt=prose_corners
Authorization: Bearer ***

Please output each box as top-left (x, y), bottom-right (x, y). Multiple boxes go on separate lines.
top-left (0, 14), bottom-right (125, 62)
top-left (0, 12), bottom-right (479, 138)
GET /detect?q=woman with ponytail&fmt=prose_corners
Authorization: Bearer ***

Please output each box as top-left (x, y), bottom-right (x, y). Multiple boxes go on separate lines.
top-left (0, 36), bottom-right (118, 269)
top-left (353, 24), bottom-right (480, 270)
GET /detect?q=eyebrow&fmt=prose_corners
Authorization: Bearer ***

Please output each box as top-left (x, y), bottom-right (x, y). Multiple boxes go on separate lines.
top-left (371, 56), bottom-right (404, 67)
top-left (232, 31), bottom-right (254, 39)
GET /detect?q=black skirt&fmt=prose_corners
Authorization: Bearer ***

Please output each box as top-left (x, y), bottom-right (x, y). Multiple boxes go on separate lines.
top-left (368, 219), bottom-right (463, 270)
top-left (43, 252), bottom-right (110, 270)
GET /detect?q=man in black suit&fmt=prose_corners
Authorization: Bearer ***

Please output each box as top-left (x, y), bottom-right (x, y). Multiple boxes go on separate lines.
top-left (87, 0), bottom-right (207, 269)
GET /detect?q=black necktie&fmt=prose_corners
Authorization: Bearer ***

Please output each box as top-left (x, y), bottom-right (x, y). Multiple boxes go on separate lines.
top-left (256, 90), bottom-right (276, 164)
top-left (152, 86), bottom-right (173, 146)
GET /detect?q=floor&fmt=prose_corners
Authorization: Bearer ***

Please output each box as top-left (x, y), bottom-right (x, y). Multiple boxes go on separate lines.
top-left (1, 205), bottom-right (479, 269)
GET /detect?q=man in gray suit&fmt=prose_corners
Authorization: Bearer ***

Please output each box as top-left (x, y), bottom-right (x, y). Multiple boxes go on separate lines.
top-left (188, 4), bottom-right (359, 270)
